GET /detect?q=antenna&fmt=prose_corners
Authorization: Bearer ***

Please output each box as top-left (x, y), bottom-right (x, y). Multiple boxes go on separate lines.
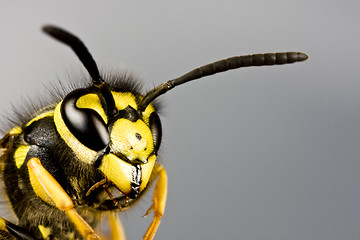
top-left (42, 25), bottom-right (118, 117)
top-left (138, 52), bottom-right (308, 112)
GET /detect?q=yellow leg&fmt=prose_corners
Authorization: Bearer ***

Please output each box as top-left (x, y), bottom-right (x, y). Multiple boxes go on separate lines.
top-left (143, 164), bottom-right (168, 240)
top-left (108, 212), bottom-right (126, 240)
top-left (27, 158), bottom-right (102, 240)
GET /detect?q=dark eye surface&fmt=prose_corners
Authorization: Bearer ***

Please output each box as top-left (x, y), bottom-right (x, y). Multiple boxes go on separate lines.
top-left (149, 112), bottom-right (162, 153)
top-left (61, 89), bottom-right (110, 151)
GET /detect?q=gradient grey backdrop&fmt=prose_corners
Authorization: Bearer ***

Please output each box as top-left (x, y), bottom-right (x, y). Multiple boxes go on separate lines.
top-left (1, 1), bottom-right (360, 240)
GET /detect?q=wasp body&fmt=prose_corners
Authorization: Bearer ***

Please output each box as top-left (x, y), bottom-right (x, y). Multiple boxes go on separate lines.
top-left (0, 26), bottom-right (308, 239)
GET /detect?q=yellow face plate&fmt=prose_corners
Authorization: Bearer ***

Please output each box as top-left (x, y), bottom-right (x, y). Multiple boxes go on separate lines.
top-left (99, 153), bottom-right (156, 195)
top-left (111, 119), bottom-right (154, 162)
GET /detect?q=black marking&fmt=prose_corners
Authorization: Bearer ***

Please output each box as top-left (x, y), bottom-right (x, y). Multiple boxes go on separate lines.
top-left (128, 164), bottom-right (141, 199)
top-left (135, 133), bottom-right (142, 140)
top-left (117, 106), bottom-right (140, 122)
top-left (93, 146), bottom-right (110, 168)
top-left (23, 116), bottom-right (58, 148)
top-left (149, 112), bottom-right (162, 152)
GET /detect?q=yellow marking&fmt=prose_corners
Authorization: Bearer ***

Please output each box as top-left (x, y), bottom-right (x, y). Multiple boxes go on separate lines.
top-left (0, 217), bottom-right (7, 232)
top-left (54, 102), bottom-right (97, 164)
top-left (26, 111), bottom-right (54, 127)
top-left (108, 212), bottom-right (126, 240)
top-left (111, 119), bottom-right (154, 162)
top-left (143, 164), bottom-right (168, 240)
top-left (14, 145), bottom-right (30, 169)
top-left (112, 92), bottom-right (138, 111)
top-left (142, 103), bottom-right (155, 125)
top-left (99, 154), bottom-right (135, 195)
top-left (8, 126), bottom-right (22, 135)
top-left (38, 225), bottom-right (51, 239)
top-left (77, 93), bottom-right (107, 124)
top-left (140, 155), bottom-right (156, 192)
top-left (68, 232), bottom-right (75, 240)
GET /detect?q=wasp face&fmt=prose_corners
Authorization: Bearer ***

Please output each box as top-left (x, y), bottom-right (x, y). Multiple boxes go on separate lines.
top-left (54, 88), bottom-right (162, 201)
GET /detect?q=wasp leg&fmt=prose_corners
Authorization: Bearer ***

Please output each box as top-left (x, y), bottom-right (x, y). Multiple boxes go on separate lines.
top-left (108, 212), bottom-right (126, 240)
top-left (27, 158), bottom-right (102, 240)
top-left (86, 178), bottom-right (107, 196)
top-left (0, 217), bottom-right (36, 240)
top-left (143, 164), bottom-right (168, 240)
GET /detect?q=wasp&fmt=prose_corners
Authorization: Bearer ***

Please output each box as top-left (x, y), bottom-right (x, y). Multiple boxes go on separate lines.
top-left (0, 26), bottom-right (308, 240)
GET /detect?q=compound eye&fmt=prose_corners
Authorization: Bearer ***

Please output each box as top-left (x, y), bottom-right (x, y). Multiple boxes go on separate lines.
top-left (149, 112), bottom-right (162, 153)
top-left (61, 89), bottom-right (110, 151)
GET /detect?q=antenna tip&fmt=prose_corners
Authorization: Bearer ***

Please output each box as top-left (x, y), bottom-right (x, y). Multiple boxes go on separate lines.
top-left (42, 25), bottom-right (66, 40)
top-left (42, 25), bottom-right (56, 34)
top-left (297, 52), bottom-right (309, 61)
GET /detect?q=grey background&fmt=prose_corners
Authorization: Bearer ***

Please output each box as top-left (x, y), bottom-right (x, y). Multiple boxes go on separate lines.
top-left (1, 1), bottom-right (360, 240)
